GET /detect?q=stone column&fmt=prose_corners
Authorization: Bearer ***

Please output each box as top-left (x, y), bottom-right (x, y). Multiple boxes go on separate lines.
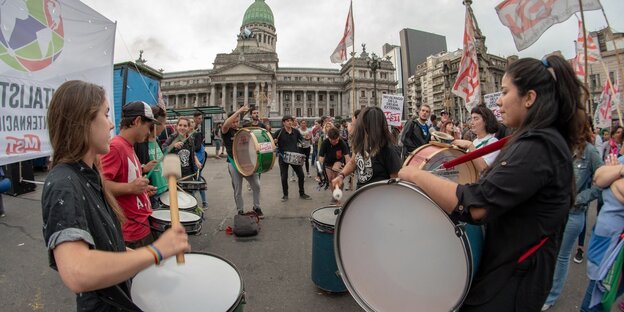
top-left (233, 84), bottom-right (238, 108)
top-left (292, 90), bottom-right (295, 116)
top-left (221, 84), bottom-right (227, 112)
top-left (338, 92), bottom-right (342, 115)
top-left (185, 94), bottom-right (189, 108)
top-left (271, 80), bottom-right (277, 116)
top-left (210, 85), bottom-right (216, 106)
top-left (195, 93), bottom-right (199, 107)
top-left (326, 90), bottom-right (330, 116)
top-left (315, 91), bottom-right (319, 117)
top-left (279, 90), bottom-right (284, 115)
top-left (244, 83), bottom-right (249, 106)
top-left (303, 90), bottom-right (307, 117)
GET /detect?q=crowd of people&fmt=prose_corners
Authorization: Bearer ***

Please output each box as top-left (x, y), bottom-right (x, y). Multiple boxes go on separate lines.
top-left (39, 54), bottom-right (624, 311)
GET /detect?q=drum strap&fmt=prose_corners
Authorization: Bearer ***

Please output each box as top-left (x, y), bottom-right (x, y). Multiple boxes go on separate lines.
top-left (517, 237), bottom-right (549, 264)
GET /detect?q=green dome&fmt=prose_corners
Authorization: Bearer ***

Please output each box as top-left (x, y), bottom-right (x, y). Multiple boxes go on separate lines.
top-left (242, 0), bottom-right (274, 26)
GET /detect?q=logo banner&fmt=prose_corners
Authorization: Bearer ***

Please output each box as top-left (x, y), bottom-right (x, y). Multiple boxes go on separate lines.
top-left (381, 94), bottom-right (404, 127)
top-left (496, 0), bottom-right (601, 51)
top-left (0, 0), bottom-right (115, 165)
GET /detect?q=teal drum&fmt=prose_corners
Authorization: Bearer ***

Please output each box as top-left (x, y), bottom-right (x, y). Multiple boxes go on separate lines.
top-left (233, 127), bottom-right (276, 177)
top-left (311, 206), bottom-right (347, 293)
top-left (131, 252), bottom-right (245, 312)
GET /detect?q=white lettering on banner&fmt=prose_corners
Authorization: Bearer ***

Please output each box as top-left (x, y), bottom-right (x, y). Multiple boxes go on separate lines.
top-left (381, 94), bottom-right (404, 127)
top-left (259, 142), bottom-right (273, 153)
top-left (483, 92), bottom-right (503, 122)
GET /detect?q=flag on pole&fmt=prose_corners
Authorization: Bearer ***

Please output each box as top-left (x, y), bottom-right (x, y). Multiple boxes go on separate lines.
top-left (452, 7), bottom-right (481, 112)
top-left (495, 0), bottom-right (602, 51)
top-left (571, 56), bottom-right (586, 82)
top-left (594, 79), bottom-right (613, 128)
top-left (576, 19), bottom-right (602, 64)
top-left (330, 1), bottom-right (354, 64)
top-left (612, 73), bottom-right (622, 113)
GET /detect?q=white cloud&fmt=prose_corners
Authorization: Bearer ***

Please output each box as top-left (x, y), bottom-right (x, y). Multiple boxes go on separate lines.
top-left (81, 0), bottom-right (624, 72)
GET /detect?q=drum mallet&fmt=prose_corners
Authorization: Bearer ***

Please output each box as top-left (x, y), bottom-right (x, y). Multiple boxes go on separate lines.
top-left (162, 155), bottom-right (185, 264)
top-left (333, 185), bottom-right (343, 201)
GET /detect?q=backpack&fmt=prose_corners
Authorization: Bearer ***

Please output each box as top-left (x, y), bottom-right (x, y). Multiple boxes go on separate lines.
top-left (233, 212), bottom-right (260, 237)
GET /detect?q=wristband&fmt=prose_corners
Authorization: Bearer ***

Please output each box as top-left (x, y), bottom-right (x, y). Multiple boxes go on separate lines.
top-left (338, 172), bottom-right (345, 179)
top-left (146, 244), bottom-right (163, 265)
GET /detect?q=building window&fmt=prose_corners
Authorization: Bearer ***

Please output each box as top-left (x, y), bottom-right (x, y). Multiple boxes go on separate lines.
top-left (296, 94), bottom-right (301, 101)
top-left (307, 94), bottom-right (313, 101)
top-left (319, 95), bottom-right (324, 101)
top-left (590, 74), bottom-right (600, 90)
top-left (319, 108), bottom-right (324, 116)
top-left (329, 108), bottom-right (335, 117)
top-left (361, 90), bottom-right (366, 97)
top-left (307, 107), bottom-right (313, 116)
top-left (285, 94), bottom-right (290, 101)
top-left (285, 107), bottom-right (290, 114)
top-left (296, 108), bottom-right (302, 117)
top-left (330, 95), bottom-right (334, 101)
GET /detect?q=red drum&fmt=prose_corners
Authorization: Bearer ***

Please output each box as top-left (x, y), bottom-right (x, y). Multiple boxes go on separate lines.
top-left (403, 143), bottom-right (478, 184)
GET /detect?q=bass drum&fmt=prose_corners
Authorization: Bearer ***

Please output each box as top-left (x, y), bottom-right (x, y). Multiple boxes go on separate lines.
top-left (403, 143), bottom-right (478, 185)
top-left (334, 180), bottom-right (482, 311)
top-left (233, 127), bottom-right (276, 176)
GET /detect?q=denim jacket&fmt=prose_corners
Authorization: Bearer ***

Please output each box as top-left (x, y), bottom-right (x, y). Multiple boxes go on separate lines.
top-left (571, 143), bottom-right (603, 213)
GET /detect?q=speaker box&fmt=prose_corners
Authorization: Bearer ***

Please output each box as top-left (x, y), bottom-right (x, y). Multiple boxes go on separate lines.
top-left (2, 161), bottom-right (36, 196)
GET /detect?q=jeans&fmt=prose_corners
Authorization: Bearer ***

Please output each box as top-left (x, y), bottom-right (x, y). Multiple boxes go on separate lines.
top-left (279, 160), bottom-right (305, 196)
top-left (227, 162), bottom-right (260, 213)
top-left (301, 146), bottom-right (311, 174)
top-left (581, 273), bottom-right (624, 311)
top-left (545, 211), bottom-right (586, 305)
top-left (311, 144), bottom-right (318, 169)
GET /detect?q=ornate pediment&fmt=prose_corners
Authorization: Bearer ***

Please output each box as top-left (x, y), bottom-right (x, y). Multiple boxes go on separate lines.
top-left (210, 61), bottom-right (275, 76)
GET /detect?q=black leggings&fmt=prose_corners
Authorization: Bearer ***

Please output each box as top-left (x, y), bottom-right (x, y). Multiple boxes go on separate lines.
top-left (301, 147), bottom-right (311, 173)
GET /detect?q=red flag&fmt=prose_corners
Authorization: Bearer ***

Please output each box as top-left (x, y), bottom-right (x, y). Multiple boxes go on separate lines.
top-left (452, 8), bottom-right (481, 112)
top-left (571, 56), bottom-right (585, 82)
top-left (496, 0), bottom-right (602, 51)
top-left (330, 1), bottom-right (354, 64)
top-left (576, 19), bottom-right (601, 64)
top-left (594, 79), bottom-right (613, 128)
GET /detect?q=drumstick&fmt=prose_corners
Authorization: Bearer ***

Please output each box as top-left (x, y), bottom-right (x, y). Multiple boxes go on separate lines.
top-left (442, 136), bottom-right (510, 169)
top-left (162, 155), bottom-right (185, 264)
top-left (333, 185), bottom-right (343, 201)
top-left (146, 130), bottom-right (197, 179)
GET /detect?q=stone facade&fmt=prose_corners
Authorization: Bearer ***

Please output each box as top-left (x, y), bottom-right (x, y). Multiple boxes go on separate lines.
top-left (161, 0), bottom-right (397, 119)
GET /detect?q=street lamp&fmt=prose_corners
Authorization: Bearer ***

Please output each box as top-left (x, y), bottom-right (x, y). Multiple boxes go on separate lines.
top-left (367, 52), bottom-right (381, 105)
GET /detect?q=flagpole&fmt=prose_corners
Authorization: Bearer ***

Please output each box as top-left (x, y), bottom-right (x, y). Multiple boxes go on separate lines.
top-left (351, 0), bottom-right (356, 116)
top-left (600, 3), bottom-right (624, 121)
top-left (578, 0), bottom-right (593, 119)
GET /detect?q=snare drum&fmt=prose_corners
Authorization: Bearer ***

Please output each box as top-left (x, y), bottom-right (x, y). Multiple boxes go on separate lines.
top-left (177, 179), bottom-right (206, 191)
top-left (282, 151), bottom-right (306, 166)
top-left (311, 206), bottom-right (347, 293)
top-left (403, 143), bottom-right (478, 184)
top-left (131, 252), bottom-right (245, 312)
top-left (335, 180), bottom-right (483, 311)
top-left (149, 210), bottom-right (202, 236)
top-left (158, 191), bottom-right (198, 212)
top-left (233, 127), bottom-right (276, 176)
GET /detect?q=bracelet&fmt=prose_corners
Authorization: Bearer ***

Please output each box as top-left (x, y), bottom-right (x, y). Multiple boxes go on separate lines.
top-left (146, 244), bottom-right (163, 265)
top-left (338, 172), bottom-right (345, 179)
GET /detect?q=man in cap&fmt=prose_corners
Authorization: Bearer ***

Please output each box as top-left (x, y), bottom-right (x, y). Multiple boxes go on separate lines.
top-left (274, 115), bottom-right (312, 201)
top-left (101, 101), bottom-right (158, 248)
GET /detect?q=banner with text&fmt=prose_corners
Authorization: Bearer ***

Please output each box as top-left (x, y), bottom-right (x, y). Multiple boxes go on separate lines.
top-left (381, 94), bottom-right (404, 127)
top-left (483, 92), bottom-right (503, 122)
top-left (0, 0), bottom-right (115, 165)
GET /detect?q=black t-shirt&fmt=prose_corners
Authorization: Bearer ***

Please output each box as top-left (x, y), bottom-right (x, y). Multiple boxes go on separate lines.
top-left (319, 138), bottom-right (350, 166)
top-left (355, 144), bottom-right (402, 189)
top-left (273, 128), bottom-right (303, 154)
top-left (222, 126), bottom-right (238, 159)
top-left (163, 134), bottom-right (196, 177)
top-left (42, 162), bottom-right (137, 311)
top-left (453, 128), bottom-right (572, 309)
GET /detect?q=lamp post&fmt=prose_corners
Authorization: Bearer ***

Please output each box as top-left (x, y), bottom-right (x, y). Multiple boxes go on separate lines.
top-left (367, 52), bottom-right (382, 106)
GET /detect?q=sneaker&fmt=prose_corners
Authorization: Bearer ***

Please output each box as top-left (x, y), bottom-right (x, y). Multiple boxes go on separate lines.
top-left (237, 210), bottom-right (244, 215)
top-left (0, 213), bottom-right (5, 218)
top-left (253, 207), bottom-right (264, 219)
top-left (574, 248), bottom-right (584, 264)
top-left (307, 173), bottom-right (312, 178)
top-left (300, 194), bottom-right (312, 200)
top-left (281, 196), bottom-right (288, 202)
top-left (290, 177), bottom-right (296, 182)
top-left (541, 303), bottom-right (553, 311)
top-left (202, 202), bottom-right (208, 209)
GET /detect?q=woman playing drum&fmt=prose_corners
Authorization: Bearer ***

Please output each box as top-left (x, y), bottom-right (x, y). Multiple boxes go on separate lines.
top-left (333, 107), bottom-right (402, 190)
top-left (399, 55), bottom-right (586, 311)
top-left (453, 105), bottom-right (501, 173)
top-left (163, 117), bottom-right (202, 179)
top-left (42, 80), bottom-right (189, 311)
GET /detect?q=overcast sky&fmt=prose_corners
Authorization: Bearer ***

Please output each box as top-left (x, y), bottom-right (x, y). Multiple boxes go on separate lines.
top-left (80, 0), bottom-right (624, 73)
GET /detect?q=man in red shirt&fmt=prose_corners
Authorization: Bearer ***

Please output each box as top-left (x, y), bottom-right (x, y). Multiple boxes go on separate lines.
top-left (102, 101), bottom-right (158, 248)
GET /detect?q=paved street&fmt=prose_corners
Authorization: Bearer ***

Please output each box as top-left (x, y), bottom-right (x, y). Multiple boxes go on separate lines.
top-left (0, 147), bottom-right (594, 311)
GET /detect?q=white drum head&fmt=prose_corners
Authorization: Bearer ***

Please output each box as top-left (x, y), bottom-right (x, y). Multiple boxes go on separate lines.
top-left (151, 210), bottom-right (200, 223)
top-left (234, 130), bottom-right (258, 173)
top-left (132, 253), bottom-right (243, 312)
top-left (335, 181), bottom-right (471, 311)
top-left (159, 191), bottom-right (198, 209)
top-left (312, 207), bottom-right (340, 227)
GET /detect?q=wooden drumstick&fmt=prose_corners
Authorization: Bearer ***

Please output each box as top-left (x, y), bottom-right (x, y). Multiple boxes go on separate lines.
top-left (333, 185), bottom-right (343, 201)
top-left (162, 155), bottom-right (185, 264)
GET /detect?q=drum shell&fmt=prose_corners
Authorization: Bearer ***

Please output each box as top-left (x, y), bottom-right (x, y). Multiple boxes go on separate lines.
top-left (334, 180), bottom-right (480, 311)
top-left (131, 252), bottom-right (245, 312)
top-left (149, 210), bottom-right (202, 236)
top-left (403, 144), bottom-right (478, 185)
top-left (177, 180), bottom-right (206, 191)
top-left (233, 127), bottom-right (276, 177)
top-left (311, 207), bottom-right (347, 293)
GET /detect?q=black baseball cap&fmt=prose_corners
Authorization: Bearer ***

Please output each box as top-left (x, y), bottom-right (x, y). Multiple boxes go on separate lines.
top-left (122, 101), bottom-right (160, 124)
top-left (282, 115), bottom-right (294, 122)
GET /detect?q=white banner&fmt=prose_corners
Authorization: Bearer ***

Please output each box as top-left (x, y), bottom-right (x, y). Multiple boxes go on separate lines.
top-left (483, 92), bottom-right (503, 122)
top-left (381, 94), bottom-right (404, 127)
top-left (0, 0), bottom-right (115, 166)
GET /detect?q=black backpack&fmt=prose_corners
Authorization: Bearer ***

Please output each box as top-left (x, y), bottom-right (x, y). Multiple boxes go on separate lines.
top-left (233, 212), bottom-right (260, 237)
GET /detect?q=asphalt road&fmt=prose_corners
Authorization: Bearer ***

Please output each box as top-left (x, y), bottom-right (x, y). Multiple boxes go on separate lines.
top-left (0, 147), bottom-right (594, 311)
